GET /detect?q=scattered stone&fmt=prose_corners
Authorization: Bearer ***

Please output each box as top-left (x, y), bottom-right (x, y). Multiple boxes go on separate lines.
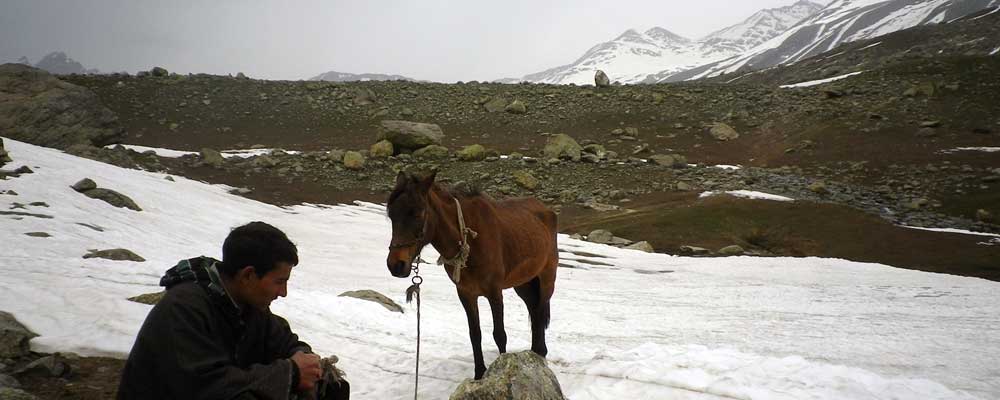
top-left (0, 312), bottom-right (37, 358)
top-left (679, 245), bottom-right (710, 256)
top-left (128, 291), bottom-right (166, 305)
top-left (376, 120), bottom-right (445, 152)
top-left (339, 290), bottom-right (403, 313)
top-left (976, 209), bottom-right (994, 223)
top-left (505, 100), bottom-right (527, 114)
top-left (906, 198), bottom-right (929, 210)
top-left (594, 70), bottom-right (611, 88)
top-left (513, 170), bottom-right (540, 190)
top-left (199, 148), bottom-right (225, 168)
top-left (648, 154), bottom-right (687, 168)
top-left (586, 229), bottom-right (614, 244)
top-left (542, 134), bottom-right (583, 162)
top-left (343, 151), bottom-right (365, 170)
top-left (625, 241), bottom-right (655, 253)
top-left (718, 245), bottom-right (745, 256)
top-left (457, 144), bottom-right (487, 161)
top-left (412, 145), bottom-right (449, 159)
top-left (709, 123), bottom-right (739, 141)
top-left (450, 351), bottom-right (565, 400)
top-left (14, 354), bottom-right (70, 378)
top-left (24, 232), bottom-right (50, 238)
top-left (369, 140), bottom-right (394, 158)
top-left (676, 182), bottom-right (694, 191)
top-left (81, 188), bottom-right (142, 211)
top-left (352, 88), bottom-right (377, 105)
top-left (920, 121), bottom-right (941, 128)
top-left (582, 200), bottom-right (619, 212)
top-left (69, 178), bottom-right (95, 192)
top-left (12, 166), bottom-right (32, 174)
top-left (83, 248), bottom-right (145, 262)
top-left (808, 181), bottom-right (828, 194)
top-left (483, 98), bottom-right (507, 113)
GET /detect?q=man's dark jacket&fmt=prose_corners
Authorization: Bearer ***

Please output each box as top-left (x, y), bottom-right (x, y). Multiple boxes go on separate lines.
top-left (117, 257), bottom-right (310, 400)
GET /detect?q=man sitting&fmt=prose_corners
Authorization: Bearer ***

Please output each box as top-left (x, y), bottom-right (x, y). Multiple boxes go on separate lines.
top-left (117, 221), bottom-right (349, 400)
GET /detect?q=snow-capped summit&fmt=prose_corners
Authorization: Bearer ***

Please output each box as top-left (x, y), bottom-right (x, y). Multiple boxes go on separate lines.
top-left (519, 0), bottom-right (823, 85)
top-left (699, 0), bottom-right (823, 57)
top-left (655, 0), bottom-right (1000, 82)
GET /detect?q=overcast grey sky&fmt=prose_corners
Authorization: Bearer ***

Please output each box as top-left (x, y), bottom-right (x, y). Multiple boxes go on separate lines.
top-left (1, 0), bottom-right (824, 82)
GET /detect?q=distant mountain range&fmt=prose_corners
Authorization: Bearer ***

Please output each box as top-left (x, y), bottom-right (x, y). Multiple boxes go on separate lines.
top-left (18, 52), bottom-right (100, 75)
top-left (516, 0), bottom-right (1000, 85)
top-left (519, 0), bottom-right (823, 85)
top-left (309, 71), bottom-right (417, 82)
top-left (651, 0), bottom-right (1000, 82)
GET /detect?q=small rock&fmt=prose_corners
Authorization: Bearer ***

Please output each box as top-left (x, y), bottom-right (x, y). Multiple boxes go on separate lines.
top-left (199, 148), bottom-right (225, 168)
top-left (14, 355), bottom-right (69, 378)
top-left (625, 241), bottom-right (654, 253)
top-left (709, 123), bottom-right (739, 141)
top-left (339, 290), bottom-right (403, 313)
top-left (505, 100), bottom-right (527, 114)
top-left (128, 291), bottom-right (166, 305)
top-left (808, 181), bottom-right (828, 194)
top-left (412, 145), bottom-right (449, 159)
top-left (343, 151), bottom-right (366, 170)
top-left (676, 182), bottom-right (693, 191)
top-left (71, 178), bottom-right (97, 192)
top-left (513, 170), bottom-right (540, 190)
top-left (595, 70), bottom-right (611, 88)
top-left (976, 209), bottom-right (994, 223)
top-left (24, 232), bottom-right (50, 238)
top-left (586, 229), bottom-right (614, 244)
top-left (369, 140), bottom-right (394, 158)
top-left (920, 121), bottom-right (941, 128)
top-left (82, 188), bottom-right (142, 211)
top-left (679, 245), bottom-right (710, 256)
top-left (457, 144), bottom-right (487, 161)
top-left (718, 245), bottom-right (745, 256)
top-left (0, 387), bottom-right (36, 400)
top-left (83, 248), bottom-right (145, 262)
top-left (12, 166), bottom-right (32, 174)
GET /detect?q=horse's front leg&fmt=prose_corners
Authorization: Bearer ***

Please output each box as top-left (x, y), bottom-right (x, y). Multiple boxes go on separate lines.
top-left (486, 291), bottom-right (507, 354)
top-left (458, 291), bottom-right (486, 379)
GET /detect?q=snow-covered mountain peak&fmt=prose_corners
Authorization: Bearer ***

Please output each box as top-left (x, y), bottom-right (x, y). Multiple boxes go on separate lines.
top-left (519, 0), bottom-right (822, 85)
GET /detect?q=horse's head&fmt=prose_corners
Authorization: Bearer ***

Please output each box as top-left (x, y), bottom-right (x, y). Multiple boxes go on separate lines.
top-left (385, 169), bottom-right (437, 278)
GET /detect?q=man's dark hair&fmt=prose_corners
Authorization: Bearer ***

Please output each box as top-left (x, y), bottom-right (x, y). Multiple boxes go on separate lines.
top-left (221, 221), bottom-right (298, 277)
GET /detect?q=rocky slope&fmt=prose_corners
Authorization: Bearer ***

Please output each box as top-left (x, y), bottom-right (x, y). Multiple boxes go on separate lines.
top-left (310, 70), bottom-right (417, 82)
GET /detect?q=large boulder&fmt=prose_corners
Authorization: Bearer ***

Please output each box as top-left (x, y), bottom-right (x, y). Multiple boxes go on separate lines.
top-left (708, 123), bottom-right (739, 141)
top-left (594, 70), bottom-right (611, 88)
top-left (542, 134), bottom-right (583, 162)
top-left (376, 120), bottom-right (445, 152)
top-left (450, 351), bottom-right (565, 400)
top-left (0, 311), bottom-right (37, 358)
top-left (0, 64), bottom-right (124, 149)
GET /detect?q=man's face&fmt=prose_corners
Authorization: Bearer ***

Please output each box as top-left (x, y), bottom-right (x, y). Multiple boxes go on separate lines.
top-left (240, 262), bottom-right (293, 310)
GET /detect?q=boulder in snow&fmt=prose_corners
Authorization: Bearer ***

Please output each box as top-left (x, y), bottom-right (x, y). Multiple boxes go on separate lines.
top-left (450, 351), bottom-right (565, 400)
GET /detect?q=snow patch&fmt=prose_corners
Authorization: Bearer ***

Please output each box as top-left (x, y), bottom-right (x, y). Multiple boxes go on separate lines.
top-left (712, 165), bottom-right (743, 170)
top-left (106, 144), bottom-right (300, 158)
top-left (939, 147), bottom-right (1000, 154)
top-left (780, 71), bottom-right (865, 88)
top-left (3, 138), bottom-right (999, 399)
top-left (899, 225), bottom-right (1000, 238)
top-left (699, 190), bottom-right (794, 202)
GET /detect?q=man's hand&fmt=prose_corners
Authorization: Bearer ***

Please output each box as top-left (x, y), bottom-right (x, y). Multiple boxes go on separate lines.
top-left (290, 351), bottom-right (322, 392)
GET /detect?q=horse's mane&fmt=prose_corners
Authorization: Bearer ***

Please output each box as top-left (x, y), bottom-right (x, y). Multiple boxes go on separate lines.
top-left (387, 179), bottom-right (484, 206)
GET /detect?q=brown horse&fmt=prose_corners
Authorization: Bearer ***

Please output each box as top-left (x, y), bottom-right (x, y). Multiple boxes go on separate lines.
top-left (385, 170), bottom-right (558, 379)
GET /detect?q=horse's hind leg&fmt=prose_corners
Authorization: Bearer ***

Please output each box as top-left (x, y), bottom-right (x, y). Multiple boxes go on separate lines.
top-left (515, 277), bottom-right (548, 357)
top-left (458, 291), bottom-right (487, 379)
top-left (486, 291), bottom-right (507, 354)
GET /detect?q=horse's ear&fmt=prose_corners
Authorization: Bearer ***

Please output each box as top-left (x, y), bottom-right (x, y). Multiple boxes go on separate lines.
top-left (415, 169), bottom-right (437, 192)
top-left (395, 170), bottom-right (409, 187)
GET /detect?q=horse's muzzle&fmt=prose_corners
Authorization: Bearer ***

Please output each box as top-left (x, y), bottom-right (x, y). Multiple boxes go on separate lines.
top-left (388, 258), bottom-right (412, 278)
